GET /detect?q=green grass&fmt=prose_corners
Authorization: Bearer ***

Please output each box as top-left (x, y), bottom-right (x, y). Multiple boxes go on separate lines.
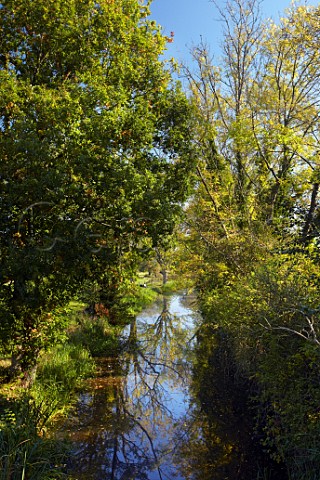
top-left (0, 398), bottom-right (68, 480)
top-left (0, 287), bottom-right (165, 479)
top-left (31, 343), bottom-right (95, 418)
top-left (0, 342), bottom-right (95, 479)
top-left (126, 285), bottom-right (158, 313)
top-left (68, 314), bottom-right (122, 357)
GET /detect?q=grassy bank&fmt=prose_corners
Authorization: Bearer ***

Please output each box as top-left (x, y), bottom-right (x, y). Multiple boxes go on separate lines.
top-left (136, 271), bottom-right (193, 296)
top-left (0, 301), bottom-right (123, 479)
top-left (0, 338), bottom-right (97, 479)
top-left (0, 277), bottom-right (182, 479)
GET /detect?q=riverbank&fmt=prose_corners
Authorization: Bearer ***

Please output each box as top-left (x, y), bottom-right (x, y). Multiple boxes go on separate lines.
top-left (58, 294), bottom-right (200, 479)
top-left (0, 276), bottom-right (181, 479)
top-left (1, 291), bottom-right (294, 480)
top-left (0, 301), bottom-right (121, 479)
top-left (57, 293), bottom-right (285, 480)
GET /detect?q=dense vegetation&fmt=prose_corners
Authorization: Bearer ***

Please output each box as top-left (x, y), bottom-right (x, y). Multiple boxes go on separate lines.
top-left (0, 0), bottom-right (195, 477)
top-left (182, 1), bottom-right (320, 478)
top-left (0, 0), bottom-right (195, 373)
top-left (1, 0), bottom-right (320, 478)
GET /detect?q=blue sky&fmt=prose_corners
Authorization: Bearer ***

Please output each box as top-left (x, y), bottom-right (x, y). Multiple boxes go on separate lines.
top-left (149, 0), bottom-right (319, 66)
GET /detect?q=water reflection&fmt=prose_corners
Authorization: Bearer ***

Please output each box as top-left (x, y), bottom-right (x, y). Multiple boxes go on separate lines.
top-left (65, 295), bottom-right (199, 480)
top-left (176, 325), bottom-right (287, 480)
top-left (64, 295), bottom-right (284, 480)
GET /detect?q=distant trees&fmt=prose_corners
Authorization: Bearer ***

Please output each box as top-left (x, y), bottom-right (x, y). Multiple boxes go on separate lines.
top-left (0, 0), bottom-right (195, 371)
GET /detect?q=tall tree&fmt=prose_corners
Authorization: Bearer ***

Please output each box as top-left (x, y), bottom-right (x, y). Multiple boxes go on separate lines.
top-left (0, 0), bottom-right (195, 372)
top-left (185, 0), bottom-right (263, 232)
top-left (185, 1), bottom-right (320, 245)
top-left (250, 4), bottom-right (320, 228)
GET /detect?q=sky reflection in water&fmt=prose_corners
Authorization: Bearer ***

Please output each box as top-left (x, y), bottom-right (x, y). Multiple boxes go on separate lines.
top-left (66, 294), bottom-right (201, 480)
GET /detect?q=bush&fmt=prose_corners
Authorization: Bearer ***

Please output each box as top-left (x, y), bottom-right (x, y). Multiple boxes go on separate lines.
top-left (161, 280), bottom-right (179, 294)
top-left (199, 250), bottom-right (320, 478)
top-left (129, 285), bottom-right (158, 311)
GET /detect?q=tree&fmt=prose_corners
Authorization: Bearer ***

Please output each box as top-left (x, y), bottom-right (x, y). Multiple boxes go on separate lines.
top-left (184, 0), bottom-right (263, 233)
top-left (185, 1), bottom-right (320, 234)
top-left (0, 0), bottom-right (195, 373)
top-left (248, 4), bottom-right (320, 228)
top-left (184, 2), bottom-right (320, 475)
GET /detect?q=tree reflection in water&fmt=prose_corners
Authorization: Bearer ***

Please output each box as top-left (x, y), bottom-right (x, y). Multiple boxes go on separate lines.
top-left (64, 295), bottom-right (284, 480)
top-left (65, 295), bottom-right (198, 480)
top-left (176, 325), bottom-right (287, 480)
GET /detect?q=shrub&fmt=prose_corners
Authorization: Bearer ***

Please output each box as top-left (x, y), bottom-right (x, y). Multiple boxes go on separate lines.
top-left (199, 250), bottom-right (320, 478)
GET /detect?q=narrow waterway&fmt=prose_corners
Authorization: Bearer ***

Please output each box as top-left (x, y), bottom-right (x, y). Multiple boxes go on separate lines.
top-left (63, 294), bottom-right (285, 480)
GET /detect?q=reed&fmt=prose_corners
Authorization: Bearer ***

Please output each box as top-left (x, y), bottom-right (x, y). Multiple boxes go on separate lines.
top-left (0, 400), bottom-right (68, 480)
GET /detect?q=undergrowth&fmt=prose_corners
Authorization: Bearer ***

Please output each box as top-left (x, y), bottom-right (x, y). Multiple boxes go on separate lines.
top-left (0, 397), bottom-right (68, 479)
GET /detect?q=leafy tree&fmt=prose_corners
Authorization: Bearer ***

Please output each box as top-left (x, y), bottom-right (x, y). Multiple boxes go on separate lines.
top-left (184, 0), bottom-right (263, 233)
top-left (184, 1), bottom-right (320, 475)
top-left (0, 0), bottom-right (195, 372)
top-left (250, 4), bottom-right (320, 228)
top-left (185, 1), bottom-right (320, 236)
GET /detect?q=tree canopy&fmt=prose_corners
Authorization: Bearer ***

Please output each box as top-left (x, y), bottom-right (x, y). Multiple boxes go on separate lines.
top-left (0, 0), bottom-right (196, 369)
top-left (182, 1), bottom-right (320, 477)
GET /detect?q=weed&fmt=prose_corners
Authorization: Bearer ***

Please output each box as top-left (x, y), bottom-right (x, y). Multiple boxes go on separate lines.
top-left (31, 344), bottom-right (95, 420)
top-left (68, 316), bottom-right (121, 357)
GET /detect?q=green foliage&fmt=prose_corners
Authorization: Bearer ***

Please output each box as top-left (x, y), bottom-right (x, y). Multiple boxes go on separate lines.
top-left (188, 2), bottom-right (320, 231)
top-left (160, 280), bottom-right (179, 294)
top-left (185, 3), bottom-right (320, 477)
top-left (0, 399), bottom-right (68, 479)
top-left (0, 0), bottom-right (196, 371)
top-left (250, 255), bottom-right (320, 478)
top-left (31, 343), bottom-right (95, 414)
top-left (68, 316), bottom-right (121, 357)
top-left (197, 248), bottom-right (320, 478)
top-left (122, 285), bottom-right (158, 315)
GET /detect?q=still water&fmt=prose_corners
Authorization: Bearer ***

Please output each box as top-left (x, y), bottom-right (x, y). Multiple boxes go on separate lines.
top-left (64, 294), bottom-right (285, 480)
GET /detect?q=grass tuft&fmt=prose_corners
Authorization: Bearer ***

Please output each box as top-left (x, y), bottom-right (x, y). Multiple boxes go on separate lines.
top-left (0, 398), bottom-right (68, 480)
top-left (31, 343), bottom-right (95, 419)
top-left (68, 316), bottom-right (121, 357)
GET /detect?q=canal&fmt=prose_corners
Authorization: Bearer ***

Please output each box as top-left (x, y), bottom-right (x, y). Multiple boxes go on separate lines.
top-left (63, 294), bottom-right (286, 480)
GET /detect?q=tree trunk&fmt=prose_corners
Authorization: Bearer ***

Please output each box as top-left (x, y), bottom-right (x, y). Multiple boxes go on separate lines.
top-left (301, 182), bottom-right (319, 245)
top-left (160, 269), bottom-right (168, 285)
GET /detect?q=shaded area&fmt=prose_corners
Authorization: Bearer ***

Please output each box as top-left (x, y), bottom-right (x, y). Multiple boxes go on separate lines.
top-left (177, 324), bottom-right (288, 480)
